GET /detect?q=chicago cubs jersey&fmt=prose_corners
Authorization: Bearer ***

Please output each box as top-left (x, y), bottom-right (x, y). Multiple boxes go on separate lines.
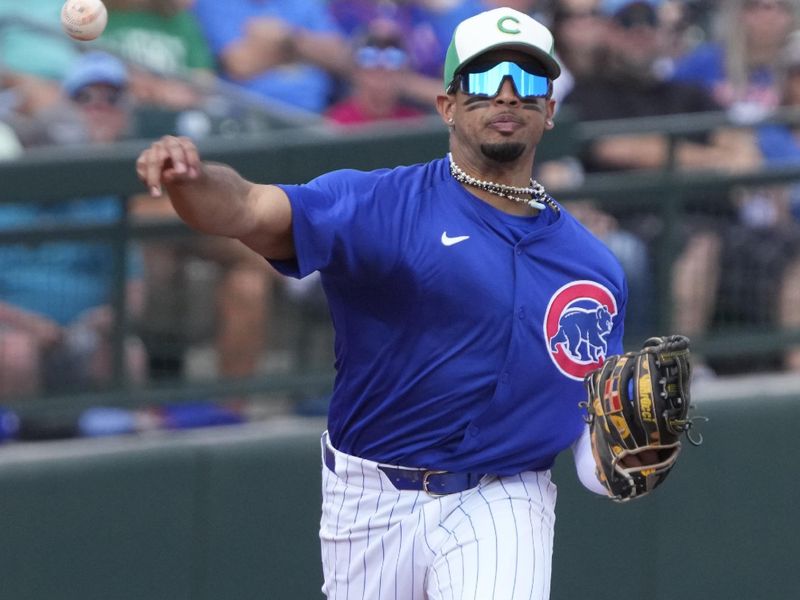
top-left (271, 156), bottom-right (627, 475)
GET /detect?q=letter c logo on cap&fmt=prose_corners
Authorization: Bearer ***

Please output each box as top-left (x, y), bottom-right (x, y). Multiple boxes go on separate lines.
top-left (497, 16), bottom-right (521, 35)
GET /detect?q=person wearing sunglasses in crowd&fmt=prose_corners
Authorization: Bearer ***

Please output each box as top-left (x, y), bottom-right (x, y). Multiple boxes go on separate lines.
top-left (561, 1), bottom-right (762, 349)
top-left (135, 8), bottom-right (647, 598)
top-left (325, 18), bottom-right (427, 126)
top-left (0, 51), bottom-right (147, 402)
top-left (672, 0), bottom-right (798, 120)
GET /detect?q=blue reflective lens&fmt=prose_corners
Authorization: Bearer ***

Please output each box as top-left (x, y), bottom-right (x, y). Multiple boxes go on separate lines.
top-left (460, 61), bottom-right (551, 99)
top-left (355, 46), bottom-right (408, 70)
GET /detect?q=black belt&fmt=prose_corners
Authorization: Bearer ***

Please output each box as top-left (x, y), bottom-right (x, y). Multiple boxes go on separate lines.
top-left (324, 444), bottom-right (485, 496)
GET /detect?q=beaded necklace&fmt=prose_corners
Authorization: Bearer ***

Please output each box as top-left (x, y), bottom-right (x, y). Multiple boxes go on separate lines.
top-left (448, 153), bottom-right (559, 214)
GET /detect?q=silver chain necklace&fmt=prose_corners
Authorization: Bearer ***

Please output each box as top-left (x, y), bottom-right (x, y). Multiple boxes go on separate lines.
top-left (448, 153), bottom-right (559, 214)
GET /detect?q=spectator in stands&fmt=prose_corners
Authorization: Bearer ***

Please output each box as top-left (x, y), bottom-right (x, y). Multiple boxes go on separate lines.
top-left (661, 0), bottom-right (800, 372)
top-left (122, 0), bottom-right (277, 381)
top-left (549, 0), bottom-right (610, 103)
top-left (672, 0), bottom-right (798, 122)
top-left (729, 29), bottom-right (800, 370)
top-left (101, 0), bottom-right (216, 110)
top-left (330, 0), bottom-right (445, 78)
top-left (756, 30), bottom-right (800, 210)
top-left (561, 0), bottom-right (762, 341)
top-left (0, 52), bottom-right (146, 398)
top-left (131, 200), bottom-right (276, 383)
top-left (0, 0), bottom-right (82, 116)
top-left (564, 1), bottom-right (757, 173)
top-left (191, 0), bottom-right (351, 114)
top-left (652, 0), bottom-right (707, 75)
top-left (325, 19), bottom-right (426, 126)
top-left (327, 0), bottom-right (453, 109)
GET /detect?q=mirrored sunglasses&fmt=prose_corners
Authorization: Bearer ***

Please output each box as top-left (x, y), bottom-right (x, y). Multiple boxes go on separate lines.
top-left (355, 46), bottom-right (408, 70)
top-left (454, 61), bottom-right (552, 99)
top-left (73, 86), bottom-right (125, 107)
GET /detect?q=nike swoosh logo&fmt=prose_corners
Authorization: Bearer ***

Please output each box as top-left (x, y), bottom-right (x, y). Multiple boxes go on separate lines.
top-left (441, 232), bottom-right (470, 246)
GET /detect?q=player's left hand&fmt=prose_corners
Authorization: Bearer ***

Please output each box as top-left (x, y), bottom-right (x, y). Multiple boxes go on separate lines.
top-left (619, 449), bottom-right (659, 469)
top-left (581, 335), bottom-right (700, 502)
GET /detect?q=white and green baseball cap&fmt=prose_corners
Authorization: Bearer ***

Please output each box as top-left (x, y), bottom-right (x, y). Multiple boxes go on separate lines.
top-left (443, 7), bottom-right (561, 91)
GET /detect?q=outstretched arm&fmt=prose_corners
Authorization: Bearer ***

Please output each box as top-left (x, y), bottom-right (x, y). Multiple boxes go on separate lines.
top-left (135, 135), bottom-right (295, 260)
top-left (572, 424), bottom-right (607, 496)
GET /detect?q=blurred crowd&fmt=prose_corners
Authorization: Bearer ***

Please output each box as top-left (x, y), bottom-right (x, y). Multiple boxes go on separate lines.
top-left (2, 0), bottom-right (800, 438)
top-left (2, 0), bottom-right (762, 143)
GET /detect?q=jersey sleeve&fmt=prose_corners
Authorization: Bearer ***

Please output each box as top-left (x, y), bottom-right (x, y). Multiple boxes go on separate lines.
top-left (269, 169), bottom-right (397, 280)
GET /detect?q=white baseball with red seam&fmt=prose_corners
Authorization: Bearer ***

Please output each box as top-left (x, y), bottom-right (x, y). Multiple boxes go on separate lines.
top-left (61, 0), bottom-right (108, 41)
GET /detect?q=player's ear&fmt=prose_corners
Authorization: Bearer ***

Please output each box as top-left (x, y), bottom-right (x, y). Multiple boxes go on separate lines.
top-left (436, 94), bottom-right (456, 129)
top-left (544, 99), bottom-right (556, 129)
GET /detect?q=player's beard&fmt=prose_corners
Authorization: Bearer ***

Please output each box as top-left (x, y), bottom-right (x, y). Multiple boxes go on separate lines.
top-left (480, 142), bottom-right (525, 163)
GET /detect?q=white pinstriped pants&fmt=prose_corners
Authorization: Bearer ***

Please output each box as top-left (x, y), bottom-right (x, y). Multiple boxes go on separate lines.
top-left (320, 433), bottom-right (557, 600)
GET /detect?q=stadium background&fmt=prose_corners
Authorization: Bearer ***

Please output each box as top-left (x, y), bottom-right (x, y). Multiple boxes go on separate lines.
top-left (2, 1), bottom-right (800, 598)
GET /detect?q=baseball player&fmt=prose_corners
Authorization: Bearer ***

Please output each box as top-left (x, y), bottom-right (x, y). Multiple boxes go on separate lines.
top-left (136, 7), bottom-right (633, 599)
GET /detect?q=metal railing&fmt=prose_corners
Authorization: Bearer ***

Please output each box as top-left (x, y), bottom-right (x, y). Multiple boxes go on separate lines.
top-left (2, 109), bottom-right (800, 418)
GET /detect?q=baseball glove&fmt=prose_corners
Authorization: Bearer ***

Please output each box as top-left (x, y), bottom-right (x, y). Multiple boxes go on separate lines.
top-left (582, 335), bottom-right (696, 502)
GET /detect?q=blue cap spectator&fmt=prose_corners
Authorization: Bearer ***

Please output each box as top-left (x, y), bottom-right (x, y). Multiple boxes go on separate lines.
top-left (62, 51), bottom-right (129, 98)
top-left (608, 0), bottom-right (659, 27)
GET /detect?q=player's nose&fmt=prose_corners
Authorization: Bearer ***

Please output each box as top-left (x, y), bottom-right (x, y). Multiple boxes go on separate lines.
top-left (494, 79), bottom-right (520, 104)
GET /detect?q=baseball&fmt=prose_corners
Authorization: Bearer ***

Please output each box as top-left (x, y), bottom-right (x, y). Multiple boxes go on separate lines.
top-left (61, 0), bottom-right (108, 41)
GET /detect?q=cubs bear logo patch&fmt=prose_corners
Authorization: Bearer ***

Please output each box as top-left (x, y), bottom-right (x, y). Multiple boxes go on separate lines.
top-left (544, 280), bottom-right (618, 381)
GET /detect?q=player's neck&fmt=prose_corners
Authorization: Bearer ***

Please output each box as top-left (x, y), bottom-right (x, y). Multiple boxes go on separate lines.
top-left (449, 148), bottom-right (534, 189)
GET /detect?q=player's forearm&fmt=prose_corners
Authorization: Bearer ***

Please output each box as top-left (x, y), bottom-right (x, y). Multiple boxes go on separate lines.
top-left (164, 162), bottom-right (257, 239)
top-left (137, 136), bottom-right (295, 259)
top-left (571, 425), bottom-right (608, 496)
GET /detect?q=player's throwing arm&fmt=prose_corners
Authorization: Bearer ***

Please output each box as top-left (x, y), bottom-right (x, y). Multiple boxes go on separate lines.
top-left (135, 135), bottom-right (295, 260)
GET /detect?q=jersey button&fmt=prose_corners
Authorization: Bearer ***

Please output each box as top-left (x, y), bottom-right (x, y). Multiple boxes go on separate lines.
top-left (500, 372), bottom-right (510, 384)
top-left (515, 247), bottom-right (523, 256)
top-left (518, 307), bottom-right (525, 320)
top-left (468, 425), bottom-right (480, 437)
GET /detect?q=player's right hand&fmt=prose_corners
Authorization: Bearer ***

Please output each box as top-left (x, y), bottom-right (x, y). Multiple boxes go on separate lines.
top-left (135, 135), bottom-right (202, 198)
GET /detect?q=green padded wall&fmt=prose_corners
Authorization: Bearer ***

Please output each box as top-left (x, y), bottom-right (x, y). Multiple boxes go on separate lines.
top-left (0, 444), bottom-right (199, 600)
top-left (0, 396), bottom-right (798, 600)
top-left (193, 432), bottom-right (323, 600)
top-left (550, 394), bottom-right (799, 600)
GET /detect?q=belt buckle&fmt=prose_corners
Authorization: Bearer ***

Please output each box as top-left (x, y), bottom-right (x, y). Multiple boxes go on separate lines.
top-left (422, 470), bottom-right (448, 497)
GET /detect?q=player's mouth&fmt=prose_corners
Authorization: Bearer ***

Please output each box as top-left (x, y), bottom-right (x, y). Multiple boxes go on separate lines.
top-left (487, 114), bottom-right (523, 134)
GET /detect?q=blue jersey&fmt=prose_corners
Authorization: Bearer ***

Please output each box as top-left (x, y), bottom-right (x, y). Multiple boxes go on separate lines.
top-left (271, 157), bottom-right (627, 475)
